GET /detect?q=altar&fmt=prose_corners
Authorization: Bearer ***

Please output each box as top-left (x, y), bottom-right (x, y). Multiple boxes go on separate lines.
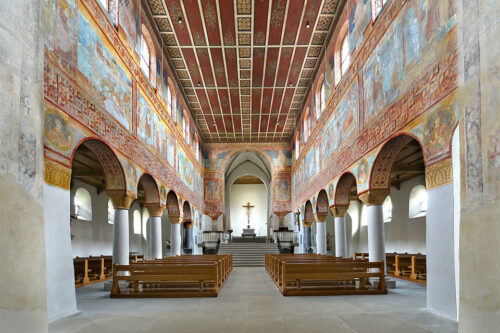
top-left (241, 228), bottom-right (256, 238)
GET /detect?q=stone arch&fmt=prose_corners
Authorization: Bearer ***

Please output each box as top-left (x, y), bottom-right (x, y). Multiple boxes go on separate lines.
top-left (223, 149), bottom-right (274, 234)
top-left (137, 173), bottom-right (160, 205)
top-left (369, 134), bottom-right (425, 191)
top-left (71, 138), bottom-right (127, 192)
top-left (182, 200), bottom-right (192, 226)
top-left (303, 200), bottom-right (314, 227)
top-left (334, 172), bottom-right (357, 207)
top-left (166, 190), bottom-right (180, 217)
top-left (316, 189), bottom-right (329, 215)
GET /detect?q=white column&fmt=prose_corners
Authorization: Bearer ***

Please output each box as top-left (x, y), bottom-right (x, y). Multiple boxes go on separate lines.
top-left (149, 216), bottom-right (162, 259)
top-left (335, 217), bottom-right (347, 258)
top-left (367, 204), bottom-right (385, 269)
top-left (113, 209), bottom-right (130, 267)
top-left (171, 223), bottom-right (181, 256)
top-left (316, 222), bottom-right (327, 254)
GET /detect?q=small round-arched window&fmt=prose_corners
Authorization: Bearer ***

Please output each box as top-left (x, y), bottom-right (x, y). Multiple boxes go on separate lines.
top-left (383, 196), bottom-right (392, 222)
top-left (133, 210), bottom-right (142, 235)
top-left (74, 187), bottom-right (92, 221)
top-left (409, 185), bottom-right (427, 218)
top-left (142, 209), bottom-right (150, 240)
top-left (107, 199), bottom-right (114, 224)
top-left (361, 204), bottom-right (368, 227)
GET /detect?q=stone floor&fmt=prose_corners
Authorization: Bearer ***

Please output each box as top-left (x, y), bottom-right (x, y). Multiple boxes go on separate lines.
top-left (50, 267), bottom-right (458, 333)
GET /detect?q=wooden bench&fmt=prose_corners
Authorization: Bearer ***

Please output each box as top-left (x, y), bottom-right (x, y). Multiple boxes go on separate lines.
top-left (353, 252), bottom-right (369, 260)
top-left (386, 253), bottom-right (426, 284)
top-left (279, 260), bottom-right (387, 296)
top-left (110, 262), bottom-right (222, 298)
top-left (74, 257), bottom-right (107, 287)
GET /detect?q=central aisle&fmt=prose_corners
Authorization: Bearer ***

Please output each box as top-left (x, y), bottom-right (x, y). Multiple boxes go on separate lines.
top-left (50, 268), bottom-right (457, 333)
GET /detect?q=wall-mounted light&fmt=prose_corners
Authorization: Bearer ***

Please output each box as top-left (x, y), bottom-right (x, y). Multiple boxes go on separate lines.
top-left (277, 121), bottom-right (281, 126)
top-left (197, 81), bottom-right (201, 86)
top-left (289, 82), bottom-right (293, 87)
top-left (178, 17), bottom-right (183, 25)
top-left (306, 20), bottom-right (310, 29)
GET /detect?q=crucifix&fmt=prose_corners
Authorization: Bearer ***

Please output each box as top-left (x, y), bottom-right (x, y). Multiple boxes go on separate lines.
top-left (242, 202), bottom-right (255, 229)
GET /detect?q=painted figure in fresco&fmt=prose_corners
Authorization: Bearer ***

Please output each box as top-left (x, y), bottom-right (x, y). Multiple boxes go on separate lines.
top-left (45, 112), bottom-right (72, 150)
top-left (127, 164), bottom-right (137, 188)
top-left (426, 109), bottom-right (453, 150)
top-left (278, 179), bottom-right (289, 201)
top-left (328, 183), bottom-right (334, 200)
top-left (206, 180), bottom-right (218, 201)
top-left (357, 160), bottom-right (369, 184)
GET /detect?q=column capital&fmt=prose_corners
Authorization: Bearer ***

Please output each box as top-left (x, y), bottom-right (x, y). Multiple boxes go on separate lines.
top-left (168, 214), bottom-right (183, 224)
top-left (106, 190), bottom-right (135, 209)
top-left (274, 211), bottom-right (291, 220)
top-left (330, 205), bottom-right (349, 218)
top-left (425, 158), bottom-right (453, 190)
top-left (314, 212), bottom-right (327, 223)
top-left (183, 219), bottom-right (193, 228)
top-left (358, 189), bottom-right (390, 206)
top-left (44, 158), bottom-right (71, 190)
top-left (302, 219), bottom-right (314, 227)
top-left (145, 204), bottom-right (165, 217)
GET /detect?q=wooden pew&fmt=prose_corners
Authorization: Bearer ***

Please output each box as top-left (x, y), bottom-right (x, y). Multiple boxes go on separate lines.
top-left (353, 252), bottom-right (369, 260)
top-left (73, 258), bottom-right (90, 287)
top-left (280, 260), bottom-right (387, 296)
top-left (110, 262), bottom-right (221, 298)
top-left (410, 255), bottom-right (426, 283)
top-left (386, 253), bottom-right (426, 284)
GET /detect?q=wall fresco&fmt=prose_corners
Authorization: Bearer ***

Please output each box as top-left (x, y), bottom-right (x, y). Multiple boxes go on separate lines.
top-left (77, 6), bottom-right (132, 130)
top-left (118, 0), bottom-right (141, 56)
top-left (348, 0), bottom-right (371, 54)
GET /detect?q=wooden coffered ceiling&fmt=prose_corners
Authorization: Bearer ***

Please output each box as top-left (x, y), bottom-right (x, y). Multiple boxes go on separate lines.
top-left (145, 0), bottom-right (343, 143)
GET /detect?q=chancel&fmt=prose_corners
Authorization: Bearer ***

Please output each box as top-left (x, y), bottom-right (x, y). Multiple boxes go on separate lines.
top-left (1, 0), bottom-right (499, 332)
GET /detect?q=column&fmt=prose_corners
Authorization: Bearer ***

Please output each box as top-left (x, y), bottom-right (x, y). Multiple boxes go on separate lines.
top-left (146, 205), bottom-right (164, 260)
top-left (169, 214), bottom-right (182, 256)
top-left (359, 190), bottom-right (389, 271)
top-left (303, 219), bottom-right (313, 253)
top-left (314, 213), bottom-right (327, 255)
top-left (330, 206), bottom-right (349, 258)
top-left (108, 192), bottom-right (135, 268)
top-left (183, 220), bottom-right (193, 254)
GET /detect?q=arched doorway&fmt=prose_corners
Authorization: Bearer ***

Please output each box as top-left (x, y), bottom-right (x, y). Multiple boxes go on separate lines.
top-left (182, 201), bottom-right (193, 254)
top-left (224, 151), bottom-right (273, 238)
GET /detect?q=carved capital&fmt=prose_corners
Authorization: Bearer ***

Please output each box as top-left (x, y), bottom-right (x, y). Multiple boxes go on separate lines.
top-left (314, 212), bottom-right (327, 223)
top-left (274, 211), bottom-right (290, 221)
top-left (358, 189), bottom-right (390, 206)
top-left (168, 214), bottom-right (183, 224)
top-left (106, 190), bottom-right (135, 209)
top-left (183, 219), bottom-right (193, 228)
top-left (146, 204), bottom-right (165, 217)
top-left (330, 205), bottom-right (349, 218)
top-left (302, 218), bottom-right (314, 227)
top-left (44, 159), bottom-right (71, 190)
top-left (426, 158), bottom-right (453, 190)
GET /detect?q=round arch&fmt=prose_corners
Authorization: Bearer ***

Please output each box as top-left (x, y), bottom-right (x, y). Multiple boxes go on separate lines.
top-left (316, 189), bottom-right (329, 215)
top-left (334, 172), bottom-right (358, 207)
top-left (137, 173), bottom-right (161, 206)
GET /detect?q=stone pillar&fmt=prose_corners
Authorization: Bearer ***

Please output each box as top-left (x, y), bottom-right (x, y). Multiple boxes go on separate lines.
top-left (146, 205), bottom-right (164, 260)
top-left (107, 192), bottom-right (135, 268)
top-left (359, 190), bottom-right (389, 271)
top-left (169, 214), bottom-right (182, 256)
top-left (314, 213), bottom-right (327, 255)
top-left (303, 219), bottom-right (314, 253)
top-left (183, 219), bottom-right (193, 254)
top-left (331, 206), bottom-right (349, 258)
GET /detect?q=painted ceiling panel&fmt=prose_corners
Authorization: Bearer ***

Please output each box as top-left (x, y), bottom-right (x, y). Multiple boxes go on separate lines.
top-left (145, 0), bottom-right (342, 142)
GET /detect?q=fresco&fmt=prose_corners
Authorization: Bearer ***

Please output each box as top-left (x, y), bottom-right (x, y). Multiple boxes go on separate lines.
top-left (348, 0), bottom-right (371, 54)
top-left (304, 147), bottom-right (317, 181)
top-left (203, 149), bottom-right (229, 172)
top-left (119, 0), bottom-right (141, 56)
top-left (324, 56), bottom-right (334, 98)
top-left (178, 146), bottom-right (194, 190)
top-left (356, 159), bottom-right (369, 185)
top-left (265, 150), bottom-right (292, 170)
top-left (423, 107), bottom-right (455, 155)
top-left (137, 92), bottom-right (155, 148)
top-left (126, 162), bottom-right (137, 190)
top-left (44, 0), bottom-right (77, 66)
top-left (205, 179), bottom-right (219, 202)
top-left (276, 178), bottom-right (291, 201)
top-left (77, 8), bottom-right (132, 130)
top-left (44, 107), bottom-right (73, 151)
top-left (167, 132), bottom-right (176, 167)
top-left (321, 79), bottom-right (359, 161)
top-left (363, 21), bottom-right (404, 124)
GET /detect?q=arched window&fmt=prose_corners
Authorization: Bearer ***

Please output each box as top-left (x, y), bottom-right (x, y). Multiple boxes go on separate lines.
top-left (74, 188), bottom-right (92, 221)
top-left (372, 0), bottom-right (387, 20)
top-left (383, 196), bottom-right (392, 222)
top-left (142, 210), bottom-right (150, 240)
top-left (98, 0), bottom-right (108, 11)
top-left (195, 135), bottom-right (200, 160)
top-left (315, 80), bottom-right (325, 120)
top-left (107, 199), bottom-right (114, 224)
top-left (140, 35), bottom-right (151, 79)
top-left (304, 108), bottom-right (311, 142)
top-left (409, 185), bottom-right (427, 218)
top-left (340, 34), bottom-right (350, 76)
top-left (133, 210), bottom-right (142, 235)
top-left (167, 83), bottom-right (173, 117)
top-left (295, 136), bottom-right (300, 160)
top-left (361, 204), bottom-right (368, 227)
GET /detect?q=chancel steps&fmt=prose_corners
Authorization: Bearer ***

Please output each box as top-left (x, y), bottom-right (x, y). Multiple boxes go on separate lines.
top-left (218, 243), bottom-right (280, 267)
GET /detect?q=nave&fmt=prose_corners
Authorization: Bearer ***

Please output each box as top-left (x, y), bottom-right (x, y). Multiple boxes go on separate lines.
top-left (50, 267), bottom-right (457, 333)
